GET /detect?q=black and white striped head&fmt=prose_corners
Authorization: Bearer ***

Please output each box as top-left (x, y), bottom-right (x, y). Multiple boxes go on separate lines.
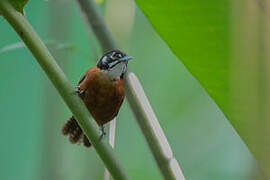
top-left (97, 49), bottom-right (132, 78)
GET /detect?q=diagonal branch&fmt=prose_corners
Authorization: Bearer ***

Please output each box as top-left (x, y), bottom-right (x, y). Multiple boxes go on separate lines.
top-left (75, 0), bottom-right (185, 179)
top-left (0, 1), bottom-right (129, 180)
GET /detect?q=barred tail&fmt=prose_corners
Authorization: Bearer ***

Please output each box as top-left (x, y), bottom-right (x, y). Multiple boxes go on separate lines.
top-left (62, 116), bottom-right (91, 147)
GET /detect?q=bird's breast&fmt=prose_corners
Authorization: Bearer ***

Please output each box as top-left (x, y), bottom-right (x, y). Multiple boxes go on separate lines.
top-left (81, 71), bottom-right (124, 125)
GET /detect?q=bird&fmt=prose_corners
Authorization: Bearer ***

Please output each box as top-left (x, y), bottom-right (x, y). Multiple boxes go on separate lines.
top-left (61, 49), bottom-right (132, 147)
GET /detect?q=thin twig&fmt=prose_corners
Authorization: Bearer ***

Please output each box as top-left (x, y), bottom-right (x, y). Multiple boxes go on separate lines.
top-left (75, 0), bottom-right (185, 179)
top-left (0, 1), bottom-right (129, 180)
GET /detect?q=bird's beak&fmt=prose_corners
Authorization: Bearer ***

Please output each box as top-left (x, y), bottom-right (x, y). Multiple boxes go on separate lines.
top-left (119, 55), bottom-right (133, 62)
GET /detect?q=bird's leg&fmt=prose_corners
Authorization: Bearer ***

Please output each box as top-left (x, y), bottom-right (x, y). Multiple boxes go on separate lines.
top-left (99, 125), bottom-right (106, 140)
top-left (75, 86), bottom-right (85, 95)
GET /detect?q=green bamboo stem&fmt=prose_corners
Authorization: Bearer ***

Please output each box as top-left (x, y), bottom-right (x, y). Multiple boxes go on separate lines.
top-left (75, 0), bottom-right (185, 179)
top-left (0, 1), bottom-right (129, 180)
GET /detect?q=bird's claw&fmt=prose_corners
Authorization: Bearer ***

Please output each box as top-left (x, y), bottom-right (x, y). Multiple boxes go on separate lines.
top-left (99, 125), bottom-right (106, 141)
top-left (75, 86), bottom-right (84, 95)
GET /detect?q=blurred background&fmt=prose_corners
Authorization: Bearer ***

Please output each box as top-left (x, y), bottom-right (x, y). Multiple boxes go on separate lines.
top-left (0, 0), bottom-right (264, 179)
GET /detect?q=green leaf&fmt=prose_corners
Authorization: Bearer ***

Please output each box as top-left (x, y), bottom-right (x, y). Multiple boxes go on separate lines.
top-left (134, 0), bottom-right (270, 176)
top-left (134, 2), bottom-right (230, 122)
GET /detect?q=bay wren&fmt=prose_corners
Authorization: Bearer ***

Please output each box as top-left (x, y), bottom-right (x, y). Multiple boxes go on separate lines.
top-left (62, 49), bottom-right (132, 147)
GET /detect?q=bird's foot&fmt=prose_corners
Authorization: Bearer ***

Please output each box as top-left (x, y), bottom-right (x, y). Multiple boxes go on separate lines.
top-left (75, 86), bottom-right (84, 95)
top-left (99, 125), bottom-right (106, 141)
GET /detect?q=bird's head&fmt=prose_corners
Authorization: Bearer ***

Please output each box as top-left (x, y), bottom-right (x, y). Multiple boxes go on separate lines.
top-left (97, 49), bottom-right (132, 78)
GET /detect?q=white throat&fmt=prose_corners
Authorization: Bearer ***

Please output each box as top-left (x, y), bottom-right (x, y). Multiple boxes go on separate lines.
top-left (106, 62), bottom-right (127, 78)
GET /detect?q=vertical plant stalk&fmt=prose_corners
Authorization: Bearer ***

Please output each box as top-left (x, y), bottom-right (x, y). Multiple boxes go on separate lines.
top-left (75, 0), bottom-right (185, 179)
top-left (0, 1), bottom-right (129, 180)
top-left (104, 118), bottom-right (117, 180)
top-left (125, 73), bottom-right (185, 179)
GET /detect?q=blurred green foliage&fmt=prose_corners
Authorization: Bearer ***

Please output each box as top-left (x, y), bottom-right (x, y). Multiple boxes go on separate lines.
top-left (0, 0), bottom-right (262, 179)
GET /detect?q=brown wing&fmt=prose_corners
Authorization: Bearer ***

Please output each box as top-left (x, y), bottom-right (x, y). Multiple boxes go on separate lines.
top-left (77, 66), bottom-right (100, 95)
top-left (78, 72), bottom-right (87, 85)
top-left (113, 96), bottom-right (124, 118)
